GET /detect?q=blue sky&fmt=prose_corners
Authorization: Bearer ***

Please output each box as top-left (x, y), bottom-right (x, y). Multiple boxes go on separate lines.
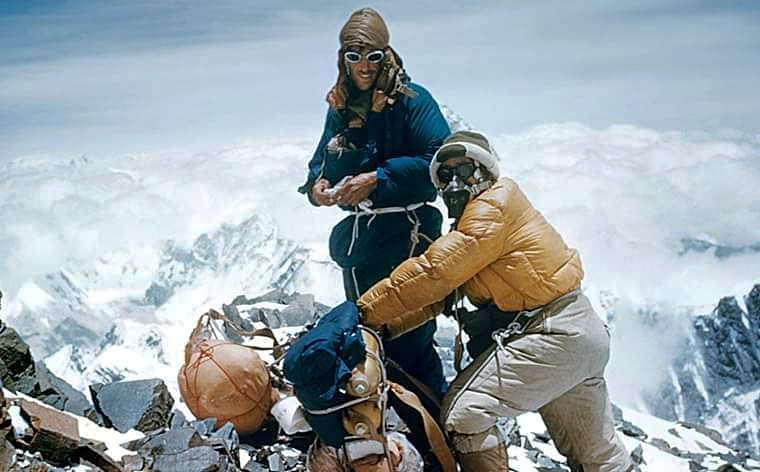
top-left (1, 0), bottom-right (758, 158)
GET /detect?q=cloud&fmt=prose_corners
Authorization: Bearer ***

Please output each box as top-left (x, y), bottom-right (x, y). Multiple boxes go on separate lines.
top-left (491, 123), bottom-right (760, 305)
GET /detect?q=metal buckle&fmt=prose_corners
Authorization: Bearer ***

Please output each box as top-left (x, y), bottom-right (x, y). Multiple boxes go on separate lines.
top-left (491, 308), bottom-right (542, 348)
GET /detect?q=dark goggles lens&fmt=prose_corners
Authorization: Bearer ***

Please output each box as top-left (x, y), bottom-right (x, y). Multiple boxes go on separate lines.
top-left (437, 162), bottom-right (477, 184)
top-left (344, 50), bottom-right (385, 64)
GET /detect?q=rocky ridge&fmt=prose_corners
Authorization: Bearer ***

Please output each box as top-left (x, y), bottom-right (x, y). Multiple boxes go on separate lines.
top-left (647, 284), bottom-right (760, 456)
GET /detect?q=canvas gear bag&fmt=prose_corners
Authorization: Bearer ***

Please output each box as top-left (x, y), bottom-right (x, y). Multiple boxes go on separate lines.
top-left (178, 309), bottom-right (281, 435)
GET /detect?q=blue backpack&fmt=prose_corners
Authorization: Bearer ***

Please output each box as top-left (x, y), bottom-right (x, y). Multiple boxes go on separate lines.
top-left (283, 301), bottom-right (366, 446)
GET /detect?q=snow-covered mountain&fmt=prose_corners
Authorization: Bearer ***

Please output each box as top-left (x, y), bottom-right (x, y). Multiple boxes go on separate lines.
top-left (4, 212), bottom-right (342, 398)
top-left (645, 285), bottom-right (760, 455)
top-left (143, 214), bottom-right (310, 307)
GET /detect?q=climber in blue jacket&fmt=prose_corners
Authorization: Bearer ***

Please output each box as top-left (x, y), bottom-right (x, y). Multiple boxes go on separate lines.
top-left (298, 8), bottom-right (449, 400)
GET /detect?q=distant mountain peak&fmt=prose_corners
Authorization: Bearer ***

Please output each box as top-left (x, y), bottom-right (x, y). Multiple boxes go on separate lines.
top-left (649, 283), bottom-right (760, 455)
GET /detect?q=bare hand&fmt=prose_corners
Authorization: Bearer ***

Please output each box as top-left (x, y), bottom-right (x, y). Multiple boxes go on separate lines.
top-left (335, 171), bottom-right (377, 206)
top-left (311, 178), bottom-right (335, 206)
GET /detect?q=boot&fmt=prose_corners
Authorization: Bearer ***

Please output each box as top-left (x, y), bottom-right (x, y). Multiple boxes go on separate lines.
top-left (458, 444), bottom-right (509, 472)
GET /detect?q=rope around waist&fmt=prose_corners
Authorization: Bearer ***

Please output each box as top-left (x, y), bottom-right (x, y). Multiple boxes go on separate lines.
top-left (345, 202), bottom-right (431, 257)
top-left (344, 202), bottom-right (435, 300)
top-left (347, 201), bottom-right (427, 218)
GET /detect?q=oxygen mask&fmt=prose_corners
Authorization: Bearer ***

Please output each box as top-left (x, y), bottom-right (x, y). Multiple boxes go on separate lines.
top-left (441, 174), bottom-right (473, 220)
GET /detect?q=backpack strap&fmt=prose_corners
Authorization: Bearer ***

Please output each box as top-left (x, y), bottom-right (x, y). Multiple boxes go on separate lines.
top-left (387, 381), bottom-right (456, 472)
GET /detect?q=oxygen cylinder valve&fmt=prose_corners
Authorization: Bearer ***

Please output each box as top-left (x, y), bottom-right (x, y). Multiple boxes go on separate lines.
top-left (347, 373), bottom-right (371, 396)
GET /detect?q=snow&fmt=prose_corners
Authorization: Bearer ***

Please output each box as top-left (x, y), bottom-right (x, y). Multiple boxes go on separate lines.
top-left (15, 281), bottom-right (54, 312)
top-left (621, 406), bottom-right (733, 454)
top-left (513, 407), bottom-right (757, 471)
top-left (3, 388), bottom-right (144, 462)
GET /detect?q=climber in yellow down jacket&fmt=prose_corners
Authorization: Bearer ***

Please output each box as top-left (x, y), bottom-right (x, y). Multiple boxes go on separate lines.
top-left (357, 130), bottom-right (632, 472)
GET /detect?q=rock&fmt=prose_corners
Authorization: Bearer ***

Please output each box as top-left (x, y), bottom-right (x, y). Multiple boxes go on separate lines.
top-left (121, 454), bottom-right (144, 471)
top-left (77, 443), bottom-right (125, 472)
top-left (151, 445), bottom-right (221, 472)
top-left (611, 403), bottom-right (624, 423)
top-left (18, 399), bottom-right (80, 467)
top-left (689, 460), bottom-right (706, 471)
top-left (248, 306), bottom-right (283, 329)
top-left (79, 437), bottom-right (107, 453)
top-left (242, 290), bottom-right (325, 328)
top-left (248, 289), bottom-right (283, 305)
top-left (90, 379), bottom-right (174, 433)
top-left (0, 439), bottom-right (14, 472)
top-left (191, 418), bottom-right (218, 436)
top-left (137, 426), bottom-right (205, 455)
top-left (169, 409), bottom-right (187, 429)
top-left (650, 437), bottom-right (673, 453)
top-left (0, 321), bottom-right (35, 388)
top-left (242, 458), bottom-right (267, 471)
top-left (679, 422), bottom-right (732, 448)
top-left (267, 451), bottom-right (283, 471)
top-left (700, 297), bottom-right (760, 384)
top-left (144, 282), bottom-right (173, 307)
top-left (630, 444), bottom-right (645, 465)
top-left (0, 360), bottom-right (12, 392)
top-left (278, 294), bottom-right (317, 327)
top-left (745, 284), bottom-right (760, 328)
top-left (0, 322), bottom-right (101, 425)
top-left (647, 284), bottom-right (760, 455)
top-left (717, 465), bottom-right (742, 471)
top-left (221, 303), bottom-right (254, 343)
top-left (620, 420), bottom-right (648, 440)
top-left (15, 362), bottom-right (102, 425)
top-left (210, 422), bottom-right (239, 457)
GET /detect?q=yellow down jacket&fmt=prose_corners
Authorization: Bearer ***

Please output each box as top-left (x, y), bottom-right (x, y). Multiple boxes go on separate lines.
top-left (357, 177), bottom-right (584, 338)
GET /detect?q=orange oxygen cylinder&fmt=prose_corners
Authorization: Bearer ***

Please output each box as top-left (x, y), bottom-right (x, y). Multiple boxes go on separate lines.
top-left (343, 399), bottom-right (383, 437)
top-left (343, 328), bottom-right (384, 437)
top-left (346, 329), bottom-right (382, 397)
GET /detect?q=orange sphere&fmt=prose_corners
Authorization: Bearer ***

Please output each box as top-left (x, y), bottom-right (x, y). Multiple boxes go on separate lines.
top-left (178, 339), bottom-right (276, 434)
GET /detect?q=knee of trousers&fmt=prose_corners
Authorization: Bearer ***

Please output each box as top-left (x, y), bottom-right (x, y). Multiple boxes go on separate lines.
top-left (442, 387), bottom-right (524, 438)
top-left (442, 390), bottom-right (498, 438)
top-left (449, 426), bottom-right (506, 455)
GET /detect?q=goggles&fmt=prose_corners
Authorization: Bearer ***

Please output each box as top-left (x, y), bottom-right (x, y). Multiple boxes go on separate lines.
top-left (344, 49), bottom-right (385, 64)
top-left (437, 161), bottom-right (478, 185)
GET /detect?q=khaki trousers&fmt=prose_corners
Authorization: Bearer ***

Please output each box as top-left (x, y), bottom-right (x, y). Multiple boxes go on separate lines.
top-left (440, 292), bottom-right (632, 472)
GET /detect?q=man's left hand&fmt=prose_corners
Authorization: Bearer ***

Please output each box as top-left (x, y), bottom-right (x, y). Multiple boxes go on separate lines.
top-left (335, 171), bottom-right (378, 206)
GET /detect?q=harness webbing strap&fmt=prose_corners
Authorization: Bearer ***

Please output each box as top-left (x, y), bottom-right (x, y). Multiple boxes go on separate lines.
top-left (346, 202), bottom-right (427, 256)
top-left (202, 308), bottom-right (283, 356)
top-left (388, 381), bottom-right (457, 472)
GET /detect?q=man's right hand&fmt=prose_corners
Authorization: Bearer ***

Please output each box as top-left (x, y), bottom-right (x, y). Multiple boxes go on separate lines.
top-left (311, 178), bottom-right (336, 206)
